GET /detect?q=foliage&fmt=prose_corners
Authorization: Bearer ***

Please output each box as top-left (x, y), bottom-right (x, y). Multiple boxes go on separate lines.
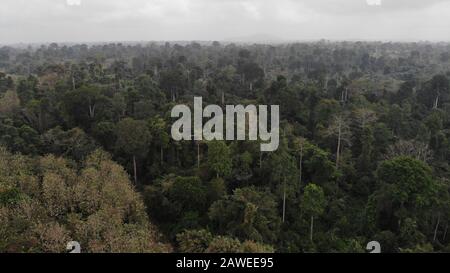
top-left (0, 148), bottom-right (170, 253)
top-left (1, 41), bottom-right (450, 253)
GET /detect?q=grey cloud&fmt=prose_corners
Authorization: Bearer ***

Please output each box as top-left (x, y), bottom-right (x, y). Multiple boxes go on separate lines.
top-left (302, 0), bottom-right (450, 14)
top-left (1, 0), bottom-right (450, 43)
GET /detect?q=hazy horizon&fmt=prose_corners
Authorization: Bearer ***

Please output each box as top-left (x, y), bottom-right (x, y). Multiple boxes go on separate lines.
top-left (5, 35), bottom-right (450, 46)
top-left (2, 0), bottom-right (450, 44)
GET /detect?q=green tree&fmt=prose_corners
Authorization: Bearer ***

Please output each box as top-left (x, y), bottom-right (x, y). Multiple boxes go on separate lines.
top-left (62, 85), bottom-right (107, 128)
top-left (167, 176), bottom-right (207, 214)
top-left (149, 117), bottom-right (170, 165)
top-left (301, 183), bottom-right (327, 242)
top-left (368, 157), bottom-right (440, 247)
top-left (324, 115), bottom-right (351, 169)
top-left (209, 187), bottom-right (281, 244)
top-left (115, 118), bottom-right (151, 185)
top-left (207, 141), bottom-right (232, 178)
top-left (41, 127), bottom-right (97, 161)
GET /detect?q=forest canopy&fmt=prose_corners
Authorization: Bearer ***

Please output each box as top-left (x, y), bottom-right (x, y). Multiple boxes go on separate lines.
top-left (0, 41), bottom-right (450, 253)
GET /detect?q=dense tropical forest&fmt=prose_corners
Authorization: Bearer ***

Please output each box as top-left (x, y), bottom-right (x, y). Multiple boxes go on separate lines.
top-left (0, 41), bottom-right (449, 253)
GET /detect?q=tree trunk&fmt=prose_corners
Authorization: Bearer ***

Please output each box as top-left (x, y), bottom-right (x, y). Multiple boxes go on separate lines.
top-left (310, 215), bottom-right (314, 242)
top-left (38, 111), bottom-right (43, 133)
top-left (299, 145), bottom-right (303, 186)
top-left (434, 214), bottom-right (441, 242)
top-left (88, 104), bottom-right (95, 119)
top-left (282, 179), bottom-right (286, 223)
top-left (336, 123), bottom-right (342, 169)
top-left (443, 223), bottom-right (448, 242)
top-left (160, 146), bottom-right (164, 165)
top-left (197, 142), bottom-right (200, 168)
top-left (133, 155), bottom-right (137, 185)
top-left (434, 95), bottom-right (439, 109)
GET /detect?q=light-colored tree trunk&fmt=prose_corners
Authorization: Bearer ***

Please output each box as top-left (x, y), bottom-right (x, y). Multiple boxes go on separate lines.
top-left (299, 145), bottom-right (303, 186)
top-left (434, 214), bottom-right (441, 242)
top-left (336, 121), bottom-right (342, 169)
top-left (443, 223), bottom-right (448, 242)
top-left (340, 90), bottom-right (344, 103)
top-left (197, 142), bottom-right (200, 169)
top-left (433, 95), bottom-right (439, 109)
top-left (310, 216), bottom-right (314, 242)
top-left (133, 155), bottom-right (137, 185)
top-left (88, 104), bottom-right (95, 119)
top-left (282, 179), bottom-right (286, 223)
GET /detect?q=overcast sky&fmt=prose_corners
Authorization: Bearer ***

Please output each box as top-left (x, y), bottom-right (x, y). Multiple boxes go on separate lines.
top-left (1, 0), bottom-right (450, 44)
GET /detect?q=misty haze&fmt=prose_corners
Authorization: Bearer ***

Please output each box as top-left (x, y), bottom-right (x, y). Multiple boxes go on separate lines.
top-left (2, 0), bottom-right (450, 43)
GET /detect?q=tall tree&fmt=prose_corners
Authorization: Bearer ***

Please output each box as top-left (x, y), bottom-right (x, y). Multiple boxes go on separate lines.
top-left (300, 183), bottom-right (327, 242)
top-left (115, 118), bottom-right (151, 185)
top-left (207, 141), bottom-right (232, 178)
top-left (325, 115), bottom-right (351, 169)
top-left (149, 117), bottom-right (170, 165)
